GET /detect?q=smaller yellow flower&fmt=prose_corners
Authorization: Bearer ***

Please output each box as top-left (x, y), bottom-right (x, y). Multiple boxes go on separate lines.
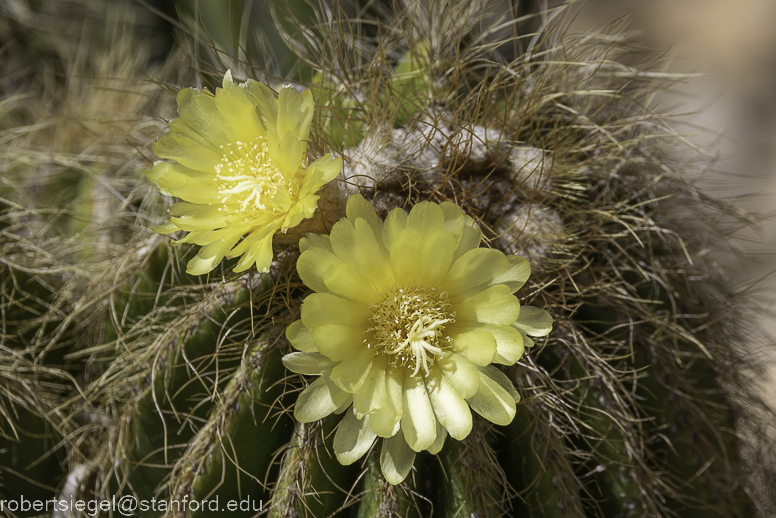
top-left (282, 195), bottom-right (552, 484)
top-left (145, 71), bottom-right (342, 275)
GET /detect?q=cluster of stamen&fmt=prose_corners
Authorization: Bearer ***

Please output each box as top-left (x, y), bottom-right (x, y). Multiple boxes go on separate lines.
top-left (365, 285), bottom-right (454, 377)
top-left (214, 137), bottom-right (296, 217)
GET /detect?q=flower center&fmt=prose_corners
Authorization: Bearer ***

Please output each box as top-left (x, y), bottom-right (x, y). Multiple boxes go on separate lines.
top-left (366, 285), bottom-right (455, 377)
top-left (214, 137), bottom-right (299, 217)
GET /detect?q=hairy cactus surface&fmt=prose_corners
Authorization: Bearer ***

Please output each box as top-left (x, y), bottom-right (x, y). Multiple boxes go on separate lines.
top-left (2, 1), bottom-right (776, 517)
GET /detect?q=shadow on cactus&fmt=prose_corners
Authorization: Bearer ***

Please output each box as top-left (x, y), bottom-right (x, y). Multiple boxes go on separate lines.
top-left (2, 0), bottom-right (776, 517)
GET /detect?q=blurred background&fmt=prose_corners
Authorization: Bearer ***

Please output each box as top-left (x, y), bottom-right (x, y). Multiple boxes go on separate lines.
top-left (553, 0), bottom-right (776, 408)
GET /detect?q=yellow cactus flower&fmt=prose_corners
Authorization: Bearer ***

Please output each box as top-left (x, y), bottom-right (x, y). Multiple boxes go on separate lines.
top-left (145, 71), bottom-right (342, 275)
top-left (282, 195), bottom-right (552, 484)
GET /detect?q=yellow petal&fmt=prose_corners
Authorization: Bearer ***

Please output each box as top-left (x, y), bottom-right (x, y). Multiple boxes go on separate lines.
top-left (334, 411), bottom-right (377, 465)
top-left (400, 374), bottom-right (437, 452)
top-left (286, 320), bottom-right (316, 352)
top-left (369, 367), bottom-right (404, 437)
top-left (274, 132), bottom-right (305, 180)
top-left (443, 248), bottom-right (510, 298)
top-left (513, 306), bottom-right (553, 337)
top-left (353, 356), bottom-right (388, 416)
top-left (294, 376), bottom-right (351, 423)
top-left (277, 85), bottom-right (305, 138)
top-left (467, 366), bottom-right (519, 425)
top-left (419, 229), bottom-right (457, 286)
top-left (382, 207), bottom-right (408, 251)
top-left (440, 201), bottom-right (482, 261)
top-left (186, 230), bottom-right (242, 275)
top-left (299, 233), bottom-right (332, 254)
top-left (172, 87), bottom-right (233, 147)
top-left (426, 369), bottom-right (472, 441)
top-left (454, 284), bottom-right (521, 326)
top-left (244, 79), bottom-right (278, 136)
top-left (313, 324), bottom-right (365, 362)
top-left (346, 194), bottom-right (383, 236)
top-left (168, 203), bottom-right (230, 231)
top-left (427, 420), bottom-right (447, 455)
top-left (330, 346), bottom-right (375, 393)
top-left (489, 255), bottom-right (531, 293)
top-left (300, 155), bottom-right (341, 196)
top-left (301, 293), bottom-right (371, 330)
top-left (214, 82), bottom-right (265, 142)
top-left (282, 352), bottom-right (337, 375)
top-left (324, 262), bottom-right (379, 304)
top-left (154, 132), bottom-right (222, 172)
top-left (406, 201), bottom-right (445, 237)
top-left (449, 328), bottom-right (497, 366)
top-left (330, 216), bottom-right (391, 287)
top-left (488, 325), bottom-right (525, 365)
top-left (380, 431), bottom-right (416, 485)
top-left (389, 227), bottom-right (422, 285)
top-left (298, 243), bottom-right (343, 294)
top-left (436, 353), bottom-right (480, 399)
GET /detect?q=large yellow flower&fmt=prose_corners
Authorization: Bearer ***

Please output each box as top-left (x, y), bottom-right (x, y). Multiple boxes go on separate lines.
top-left (282, 195), bottom-right (552, 484)
top-left (145, 71), bottom-right (342, 275)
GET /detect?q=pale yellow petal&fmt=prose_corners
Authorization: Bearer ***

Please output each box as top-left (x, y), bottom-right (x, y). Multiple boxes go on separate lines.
top-left (300, 155), bottom-right (341, 196)
top-left (419, 230), bottom-right (457, 286)
top-left (400, 374), bottom-right (437, 452)
top-left (282, 352), bottom-right (337, 375)
top-left (330, 346), bottom-right (375, 393)
top-left (244, 79), bottom-right (278, 136)
top-left (186, 230), bottom-right (242, 275)
top-left (334, 411), bottom-right (377, 465)
top-left (286, 320), bottom-right (316, 352)
top-left (406, 201), bottom-right (444, 237)
top-left (454, 284), bottom-right (521, 326)
top-left (443, 248), bottom-right (510, 298)
top-left (382, 207), bottom-right (408, 251)
top-left (312, 324), bottom-right (365, 361)
top-left (488, 325), bottom-right (525, 365)
top-left (323, 262), bottom-right (380, 304)
top-left (230, 228), bottom-right (275, 273)
top-left (277, 85), bottom-right (304, 138)
top-left (488, 255), bottom-right (531, 293)
top-left (274, 132), bottom-right (305, 180)
top-left (427, 420), bottom-right (447, 455)
top-left (154, 132), bottom-right (222, 172)
top-left (294, 376), bottom-right (351, 423)
top-left (168, 203), bottom-right (231, 231)
top-left (299, 233), bottom-right (332, 254)
top-left (479, 365), bottom-right (521, 403)
top-left (346, 194), bottom-right (383, 237)
top-left (436, 353), bottom-right (480, 399)
top-left (330, 216), bottom-right (391, 287)
top-left (427, 369), bottom-right (472, 441)
top-left (369, 367), bottom-right (404, 437)
top-left (389, 227), bottom-right (422, 285)
top-left (513, 306), bottom-right (553, 337)
top-left (214, 83), bottom-right (265, 141)
top-left (449, 328), bottom-right (497, 366)
top-left (467, 366), bottom-right (519, 425)
top-left (172, 87), bottom-right (233, 147)
top-left (298, 241), bottom-right (343, 294)
top-left (353, 356), bottom-right (388, 417)
top-left (440, 201), bottom-right (482, 260)
top-left (301, 293), bottom-right (371, 330)
top-left (380, 431), bottom-right (416, 485)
